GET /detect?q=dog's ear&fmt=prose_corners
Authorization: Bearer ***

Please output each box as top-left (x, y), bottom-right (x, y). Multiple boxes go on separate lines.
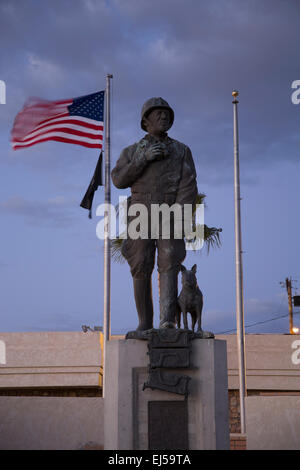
top-left (191, 264), bottom-right (197, 274)
top-left (180, 264), bottom-right (186, 272)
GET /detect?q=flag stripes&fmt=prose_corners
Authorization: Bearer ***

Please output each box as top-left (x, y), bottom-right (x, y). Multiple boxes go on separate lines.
top-left (11, 91), bottom-right (105, 150)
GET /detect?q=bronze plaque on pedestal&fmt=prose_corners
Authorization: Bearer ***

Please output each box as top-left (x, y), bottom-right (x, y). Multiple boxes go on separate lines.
top-left (148, 401), bottom-right (188, 450)
top-left (143, 370), bottom-right (190, 396)
top-left (148, 348), bottom-right (191, 368)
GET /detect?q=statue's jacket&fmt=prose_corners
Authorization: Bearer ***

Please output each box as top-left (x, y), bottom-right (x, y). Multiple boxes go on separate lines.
top-left (111, 134), bottom-right (198, 210)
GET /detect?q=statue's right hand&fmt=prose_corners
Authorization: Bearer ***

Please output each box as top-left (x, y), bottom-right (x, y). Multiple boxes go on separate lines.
top-left (144, 143), bottom-right (164, 162)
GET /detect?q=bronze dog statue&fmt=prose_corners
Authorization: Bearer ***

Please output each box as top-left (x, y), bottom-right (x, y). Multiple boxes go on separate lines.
top-left (176, 264), bottom-right (203, 332)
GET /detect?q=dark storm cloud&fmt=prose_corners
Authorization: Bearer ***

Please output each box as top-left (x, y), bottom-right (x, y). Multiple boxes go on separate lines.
top-left (1, 0), bottom-right (299, 184)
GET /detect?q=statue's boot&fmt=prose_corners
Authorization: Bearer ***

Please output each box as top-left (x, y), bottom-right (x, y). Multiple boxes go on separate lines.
top-left (133, 278), bottom-right (154, 331)
top-left (159, 271), bottom-right (178, 328)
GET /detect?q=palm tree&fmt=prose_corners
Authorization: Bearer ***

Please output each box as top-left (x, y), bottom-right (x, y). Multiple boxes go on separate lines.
top-left (111, 193), bottom-right (222, 263)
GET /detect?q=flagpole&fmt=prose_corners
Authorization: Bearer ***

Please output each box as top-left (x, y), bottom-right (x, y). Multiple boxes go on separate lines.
top-left (102, 73), bottom-right (113, 398)
top-left (232, 90), bottom-right (247, 434)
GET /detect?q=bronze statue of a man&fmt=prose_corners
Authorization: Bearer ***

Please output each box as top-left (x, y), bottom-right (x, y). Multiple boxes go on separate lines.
top-left (111, 97), bottom-right (198, 331)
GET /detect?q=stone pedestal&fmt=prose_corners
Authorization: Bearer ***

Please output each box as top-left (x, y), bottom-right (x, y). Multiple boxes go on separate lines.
top-left (104, 337), bottom-right (229, 450)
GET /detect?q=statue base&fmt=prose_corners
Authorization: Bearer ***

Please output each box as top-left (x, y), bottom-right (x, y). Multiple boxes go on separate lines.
top-left (104, 334), bottom-right (229, 450)
top-left (125, 327), bottom-right (214, 340)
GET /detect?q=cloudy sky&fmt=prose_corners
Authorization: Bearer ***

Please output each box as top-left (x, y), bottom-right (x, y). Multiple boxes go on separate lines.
top-left (0, 0), bottom-right (299, 335)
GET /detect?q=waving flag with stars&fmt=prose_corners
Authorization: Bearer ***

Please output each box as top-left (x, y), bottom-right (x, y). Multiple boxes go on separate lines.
top-left (11, 91), bottom-right (105, 150)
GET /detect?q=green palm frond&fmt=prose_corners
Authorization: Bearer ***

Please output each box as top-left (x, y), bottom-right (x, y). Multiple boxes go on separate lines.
top-left (185, 224), bottom-right (222, 253)
top-left (204, 225), bottom-right (222, 253)
top-left (111, 237), bottom-right (126, 264)
top-left (195, 192), bottom-right (206, 207)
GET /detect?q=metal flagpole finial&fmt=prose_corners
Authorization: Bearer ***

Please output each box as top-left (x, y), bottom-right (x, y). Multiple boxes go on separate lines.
top-left (232, 90), bottom-right (239, 102)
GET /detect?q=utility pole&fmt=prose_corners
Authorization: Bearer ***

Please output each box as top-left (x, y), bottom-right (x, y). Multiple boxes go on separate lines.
top-left (280, 277), bottom-right (296, 334)
top-left (286, 277), bottom-right (294, 334)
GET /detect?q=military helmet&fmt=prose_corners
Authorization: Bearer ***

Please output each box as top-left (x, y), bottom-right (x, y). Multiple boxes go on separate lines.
top-left (140, 97), bottom-right (174, 131)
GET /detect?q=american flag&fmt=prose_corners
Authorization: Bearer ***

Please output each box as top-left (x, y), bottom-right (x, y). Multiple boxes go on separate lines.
top-left (11, 91), bottom-right (105, 150)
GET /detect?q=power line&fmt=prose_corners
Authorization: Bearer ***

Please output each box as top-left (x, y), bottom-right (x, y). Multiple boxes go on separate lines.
top-left (216, 310), bottom-right (300, 335)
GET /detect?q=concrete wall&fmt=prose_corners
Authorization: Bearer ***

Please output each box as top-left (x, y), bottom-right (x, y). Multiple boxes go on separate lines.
top-left (246, 396), bottom-right (300, 450)
top-left (0, 331), bottom-right (103, 388)
top-left (1, 332), bottom-right (299, 391)
top-left (217, 334), bottom-right (300, 390)
top-left (0, 396), bottom-right (104, 450)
